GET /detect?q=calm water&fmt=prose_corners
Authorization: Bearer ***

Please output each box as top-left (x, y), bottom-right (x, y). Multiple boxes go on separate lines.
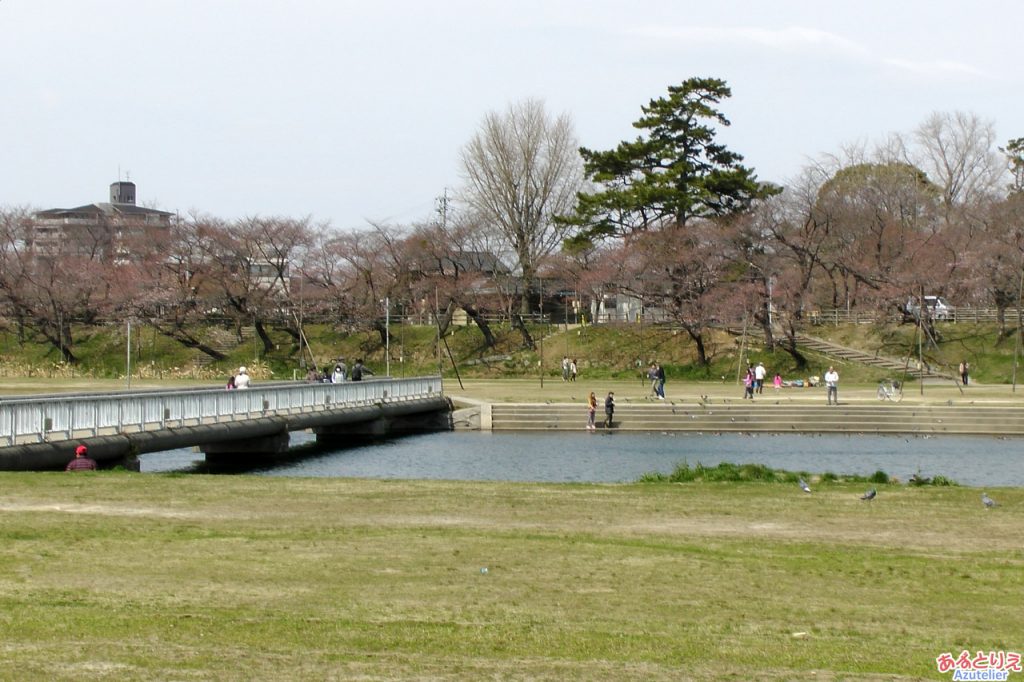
top-left (139, 431), bottom-right (1024, 487)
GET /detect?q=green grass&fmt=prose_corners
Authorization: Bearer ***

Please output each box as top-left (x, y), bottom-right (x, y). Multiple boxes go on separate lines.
top-left (636, 461), bottom-right (921, 485)
top-left (4, 317), bottom-right (1024, 388)
top-left (0, 473), bottom-right (1020, 679)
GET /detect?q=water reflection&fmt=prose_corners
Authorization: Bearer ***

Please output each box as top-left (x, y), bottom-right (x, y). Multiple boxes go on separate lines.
top-left (140, 431), bottom-right (1024, 487)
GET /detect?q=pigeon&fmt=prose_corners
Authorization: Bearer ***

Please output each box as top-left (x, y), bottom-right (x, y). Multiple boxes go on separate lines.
top-left (982, 492), bottom-right (997, 509)
top-left (860, 488), bottom-right (876, 501)
top-left (799, 477), bottom-right (811, 494)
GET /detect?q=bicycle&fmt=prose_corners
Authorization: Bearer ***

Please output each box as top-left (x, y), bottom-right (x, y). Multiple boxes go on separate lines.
top-left (877, 379), bottom-right (903, 402)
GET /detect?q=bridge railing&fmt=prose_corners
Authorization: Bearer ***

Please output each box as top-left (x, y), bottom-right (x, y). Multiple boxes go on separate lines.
top-left (0, 376), bottom-right (443, 446)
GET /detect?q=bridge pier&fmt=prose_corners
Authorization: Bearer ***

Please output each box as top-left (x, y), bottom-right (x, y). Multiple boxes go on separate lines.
top-left (314, 407), bottom-right (453, 443)
top-left (201, 430), bottom-right (290, 465)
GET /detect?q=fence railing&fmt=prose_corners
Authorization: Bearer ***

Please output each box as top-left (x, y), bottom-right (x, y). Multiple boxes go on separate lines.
top-left (808, 308), bottom-right (1018, 326)
top-left (0, 376), bottom-right (443, 447)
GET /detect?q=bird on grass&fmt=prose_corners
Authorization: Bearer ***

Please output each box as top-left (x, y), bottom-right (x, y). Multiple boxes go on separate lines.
top-left (982, 492), bottom-right (998, 509)
top-left (860, 488), bottom-right (877, 501)
top-left (798, 477), bottom-right (811, 494)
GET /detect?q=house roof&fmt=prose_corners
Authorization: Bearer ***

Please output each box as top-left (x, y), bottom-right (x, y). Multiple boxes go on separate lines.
top-left (35, 202), bottom-right (174, 219)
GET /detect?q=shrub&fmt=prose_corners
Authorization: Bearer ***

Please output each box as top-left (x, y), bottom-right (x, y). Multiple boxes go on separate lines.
top-left (869, 470), bottom-right (890, 484)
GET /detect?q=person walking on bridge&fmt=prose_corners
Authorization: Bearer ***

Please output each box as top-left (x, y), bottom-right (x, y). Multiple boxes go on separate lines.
top-left (65, 444), bottom-right (97, 471)
top-left (234, 366), bottom-right (251, 389)
top-left (351, 359), bottom-right (373, 381)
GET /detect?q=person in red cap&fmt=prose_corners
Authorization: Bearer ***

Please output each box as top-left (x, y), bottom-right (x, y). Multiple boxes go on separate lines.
top-left (65, 444), bottom-right (97, 471)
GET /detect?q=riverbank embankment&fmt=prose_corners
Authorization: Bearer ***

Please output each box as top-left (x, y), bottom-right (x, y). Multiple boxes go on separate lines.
top-left (448, 378), bottom-right (1024, 435)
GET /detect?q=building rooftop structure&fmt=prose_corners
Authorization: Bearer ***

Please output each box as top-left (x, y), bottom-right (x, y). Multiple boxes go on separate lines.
top-left (31, 181), bottom-right (174, 260)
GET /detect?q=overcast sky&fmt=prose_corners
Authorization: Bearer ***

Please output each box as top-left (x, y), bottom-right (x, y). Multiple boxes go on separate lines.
top-left (1, 1), bottom-right (1020, 228)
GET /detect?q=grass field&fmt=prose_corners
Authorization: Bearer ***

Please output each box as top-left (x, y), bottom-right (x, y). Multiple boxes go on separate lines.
top-left (1, 376), bottom-right (1022, 679)
top-left (5, 374), bottom-right (1022, 409)
top-left (1, 473), bottom-right (1021, 680)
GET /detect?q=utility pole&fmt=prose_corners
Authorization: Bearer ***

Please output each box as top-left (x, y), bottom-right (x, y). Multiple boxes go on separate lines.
top-left (384, 296), bottom-right (390, 376)
top-left (435, 286), bottom-right (442, 377)
top-left (435, 188), bottom-right (450, 228)
top-left (126, 320), bottom-right (132, 389)
top-left (1013, 264), bottom-right (1024, 392)
top-left (539, 277), bottom-right (544, 388)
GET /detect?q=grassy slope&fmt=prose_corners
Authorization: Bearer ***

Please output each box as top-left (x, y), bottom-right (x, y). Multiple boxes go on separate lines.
top-left (4, 317), bottom-right (1018, 386)
top-left (0, 473), bottom-right (1020, 680)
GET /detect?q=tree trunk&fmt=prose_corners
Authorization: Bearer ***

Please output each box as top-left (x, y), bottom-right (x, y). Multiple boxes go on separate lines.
top-left (373, 319), bottom-right (391, 348)
top-left (152, 324), bottom-right (227, 361)
top-left (996, 303), bottom-right (1008, 340)
top-left (678, 322), bottom-right (708, 367)
top-left (255, 320), bottom-right (274, 355)
top-left (511, 313), bottom-right (536, 350)
top-left (43, 329), bottom-right (77, 364)
top-left (780, 329), bottom-right (808, 369)
top-left (461, 304), bottom-right (496, 348)
top-left (755, 307), bottom-right (775, 350)
top-left (436, 300), bottom-right (454, 337)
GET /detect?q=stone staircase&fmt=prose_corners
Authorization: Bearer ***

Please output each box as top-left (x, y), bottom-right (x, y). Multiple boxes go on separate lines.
top-left (191, 326), bottom-right (255, 367)
top-left (488, 402), bottom-right (1024, 436)
top-left (793, 333), bottom-right (953, 380)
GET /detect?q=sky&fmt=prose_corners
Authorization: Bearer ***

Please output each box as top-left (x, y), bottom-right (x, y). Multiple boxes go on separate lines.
top-left (1, 1), bottom-right (1020, 229)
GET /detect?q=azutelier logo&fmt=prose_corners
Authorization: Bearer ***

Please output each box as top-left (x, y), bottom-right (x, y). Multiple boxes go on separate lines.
top-left (936, 651), bottom-right (1021, 681)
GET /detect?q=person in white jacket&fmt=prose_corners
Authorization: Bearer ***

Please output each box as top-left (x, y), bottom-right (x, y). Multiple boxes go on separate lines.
top-left (824, 366), bottom-right (838, 405)
top-left (234, 366), bottom-right (251, 389)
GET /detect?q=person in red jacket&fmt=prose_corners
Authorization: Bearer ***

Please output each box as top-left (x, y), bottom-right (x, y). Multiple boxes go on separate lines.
top-left (65, 444), bottom-right (97, 471)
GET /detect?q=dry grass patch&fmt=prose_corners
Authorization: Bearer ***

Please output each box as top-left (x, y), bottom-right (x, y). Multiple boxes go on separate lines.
top-left (0, 473), bottom-right (1020, 680)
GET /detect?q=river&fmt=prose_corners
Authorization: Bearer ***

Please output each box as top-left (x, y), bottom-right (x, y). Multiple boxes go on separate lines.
top-left (138, 430), bottom-right (1024, 487)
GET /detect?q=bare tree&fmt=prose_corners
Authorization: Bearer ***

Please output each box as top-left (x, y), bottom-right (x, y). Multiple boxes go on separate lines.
top-left (459, 99), bottom-right (583, 315)
top-left (912, 111), bottom-right (1005, 208)
top-left (0, 207), bottom-right (109, 363)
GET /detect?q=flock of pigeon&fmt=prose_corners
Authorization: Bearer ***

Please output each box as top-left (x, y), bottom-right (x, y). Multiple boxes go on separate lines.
top-left (797, 477), bottom-right (998, 508)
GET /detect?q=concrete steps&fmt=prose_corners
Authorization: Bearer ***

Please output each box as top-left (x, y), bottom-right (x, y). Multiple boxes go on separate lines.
top-left (489, 402), bottom-right (1024, 436)
top-left (793, 333), bottom-right (953, 380)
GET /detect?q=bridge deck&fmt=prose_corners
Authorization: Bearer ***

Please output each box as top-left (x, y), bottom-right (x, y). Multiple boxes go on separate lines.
top-left (0, 377), bottom-right (447, 470)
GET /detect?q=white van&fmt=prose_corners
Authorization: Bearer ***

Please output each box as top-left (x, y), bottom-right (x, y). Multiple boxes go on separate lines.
top-left (906, 296), bottom-right (954, 321)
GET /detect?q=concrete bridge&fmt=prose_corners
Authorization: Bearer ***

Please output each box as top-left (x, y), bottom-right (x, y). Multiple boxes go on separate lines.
top-left (0, 377), bottom-right (450, 471)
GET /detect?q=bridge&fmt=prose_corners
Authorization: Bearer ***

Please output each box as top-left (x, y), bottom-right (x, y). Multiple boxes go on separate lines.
top-left (0, 376), bottom-right (449, 471)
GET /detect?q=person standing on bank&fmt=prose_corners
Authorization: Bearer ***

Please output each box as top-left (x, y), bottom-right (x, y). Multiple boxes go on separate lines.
top-left (647, 363), bottom-right (659, 398)
top-left (959, 360), bottom-right (969, 386)
top-left (587, 391), bottom-right (597, 430)
top-left (754, 361), bottom-right (767, 394)
top-left (234, 366), bottom-right (251, 389)
top-left (65, 444), bottom-right (97, 471)
top-left (604, 391), bottom-right (615, 428)
top-left (824, 366), bottom-right (839, 405)
top-left (654, 362), bottom-right (666, 400)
